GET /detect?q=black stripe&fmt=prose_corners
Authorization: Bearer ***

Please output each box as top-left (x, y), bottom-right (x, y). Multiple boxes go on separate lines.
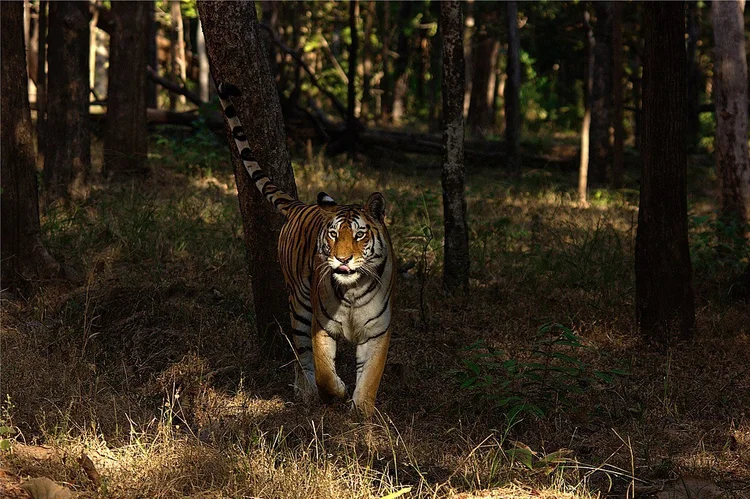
top-left (364, 289), bottom-right (392, 327)
top-left (296, 345), bottom-right (312, 354)
top-left (359, 329), bottom-right (389, 345)
top-left (250, 170), bottom-right (268, 182)
top-left (232, 126), bottom-right (247, 140)
top-left (240, 147), bottom-right (253, 161)
top-left (292, 311), bottom-right (311, 327)
top-left (224, 105), bottom-right (236, 118)
top-left (291, 328), bottom-right (310, 338)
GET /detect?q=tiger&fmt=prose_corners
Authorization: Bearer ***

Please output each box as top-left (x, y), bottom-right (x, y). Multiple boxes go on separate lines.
top-left (216, 82), bottom-right (396, 418)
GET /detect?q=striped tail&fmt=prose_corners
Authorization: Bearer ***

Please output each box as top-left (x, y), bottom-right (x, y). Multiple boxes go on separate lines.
top-left (216, 82), bottom-right (299, 217)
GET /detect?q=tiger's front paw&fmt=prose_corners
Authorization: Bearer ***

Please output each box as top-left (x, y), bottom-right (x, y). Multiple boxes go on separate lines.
top-left (318, 376), bottom-right (347, 403)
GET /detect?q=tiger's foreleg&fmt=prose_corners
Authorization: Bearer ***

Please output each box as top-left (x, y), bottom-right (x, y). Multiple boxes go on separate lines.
top-left (353, 329), bottom-right (392, 418)
top-left (311, 325), bottom-right (347, 402)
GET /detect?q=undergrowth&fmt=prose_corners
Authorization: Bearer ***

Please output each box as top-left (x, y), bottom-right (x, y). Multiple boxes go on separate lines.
top-left (1, 132), bottom-right (748, 498)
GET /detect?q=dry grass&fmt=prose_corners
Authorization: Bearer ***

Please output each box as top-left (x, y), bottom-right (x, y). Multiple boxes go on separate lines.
top-left (1, 129), bottom-right (749, 498)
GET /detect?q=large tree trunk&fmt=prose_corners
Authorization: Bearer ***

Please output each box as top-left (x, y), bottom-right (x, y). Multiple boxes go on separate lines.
top-left (712, 0), bottom-right (750, 235)
top-left (635, 1), bottom-right (695, 344)
top-left (104, 1), bottom-right (149, 178)
top-left (440, 0), bottom-right (470, 291)
top-left (590, 2), bottom-right (613, 185)
top-left (466, 11), bottom-right (499, 137)
top-left (578, 9), bottom-right (594, 204)
top-left (36, 0), bottom-right (48, 167)
top-left (611, 1), bottom-right (624, 188)
top-left (199, 0), bottom-right (299, 359)
top-left (44, 1), bottom-right (91, 202)
top-left (686, 1), bottom-right (702, 151)
top-left (504, 1), bottom-right (521, 169)
top-left (1, 1), bottom-right (59, 288)
top-left (347, 0), bottom-right (359, 158)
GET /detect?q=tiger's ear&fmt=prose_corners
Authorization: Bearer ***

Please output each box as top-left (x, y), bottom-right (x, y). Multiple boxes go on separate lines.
top-left (365, 192), bottom-right (386, 222)
top-left (317, 192), bottom-right (336, 206)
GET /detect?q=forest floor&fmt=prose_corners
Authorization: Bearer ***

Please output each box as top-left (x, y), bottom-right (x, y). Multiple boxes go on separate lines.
top-left (2, 127), bottom-right (749, 498)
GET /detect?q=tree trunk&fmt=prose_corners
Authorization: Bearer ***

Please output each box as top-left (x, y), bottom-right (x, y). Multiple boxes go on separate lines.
top-left (505, 1), bottom-right (521, 169)
top-left (147, 5), bottom-right (158, 108)
top-left (44, 1), bottom-right (90, 202)
top-left (104, 1), bottom-right (149, 177)
top-left (467, 11), bottom-right (499, 137)
top-left (635, 1), bottom-right (695, 344)
top-left (390, 1), bottom-right (413, 124)
top-left (579, 9), bottom-right (594, 204)
top-left (462, 0), bottom-right (475, 118)
top-left (36, 0), bottom-right (48, 167)
top-left (686, 1), bottom-right (702, 150)
top-left (170, 0), bottom-right (186, 108)
top-left (196, 19), bottom-right (209, 102)
top-left (712, 0), bottom-right (750, 235)
top-left (379, 0), bottom-right (391, 123)
top-left (590, 2), bottom-right (613, 185)
top-left (347, 0), bottom-right (359, 158)
top-left (1, 1), bottom-right (59, 288)
top-left (360, 1), bottom-right (375, 120)
top-left (440, 0), bottom-right (470, 291)
top-left (611, 1), bottom-right (624, 188)
top-left (198, 0), bottom-right (299, 359)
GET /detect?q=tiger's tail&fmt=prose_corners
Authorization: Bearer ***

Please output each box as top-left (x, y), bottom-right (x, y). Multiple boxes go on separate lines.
top-left (215, 82), bottom-right (299, 217)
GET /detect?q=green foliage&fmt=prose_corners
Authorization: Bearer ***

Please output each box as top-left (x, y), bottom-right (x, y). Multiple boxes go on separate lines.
top-left (0, 395), bottom-right (16, 452)
top-left (689, 213), bottom-right (750, 274)
top-left (454, 323), bottom-right (628, 421)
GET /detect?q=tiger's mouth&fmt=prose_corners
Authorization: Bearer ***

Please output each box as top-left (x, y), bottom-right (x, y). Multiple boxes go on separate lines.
top-left (334, 265), bottom-right (357, 275)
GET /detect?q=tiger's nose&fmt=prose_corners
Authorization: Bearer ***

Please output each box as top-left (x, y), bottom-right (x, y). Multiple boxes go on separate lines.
top-left (338, 255), bottom-right (353, 264)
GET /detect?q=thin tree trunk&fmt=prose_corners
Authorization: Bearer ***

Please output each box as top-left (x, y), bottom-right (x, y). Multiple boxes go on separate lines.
top-left (44, 1), bottom-right (91, 202)
top-left (505, 1), bottom-right (521, 169)
top-left (198, 0), bottom-right (299, 359)
top-left (390, 1), bottom-right (413, 124)
top-left (347, 0), bottom-right (359, 159)
top-left (686, 1), bottom-right (702, 150)
top-left (360, 1), bottom-right (375, 120)
top-left (147, 4), bottom-right (158, 108)
top-left (36, 0), bottom-right (48, 167)
top-left (170, 0), bottom-right (186, 108)
top-left (1, 1), bottom-right (59, 287)
top-left (635, 1), bottom-right (695, 344)
top-left (104, 1), bottom-right (149, 177)
top-left (611, 1), bottom-right (624, 188)
top-left (379, 0), bottom-right (391, 123)
top-left (197, 19), bottom-right (209, 102)
top-left (712, 0), bottom-right (750, 235)
top-left (579, 10), bottom-right (594, 204)
top-left (441, 0), bottom-right (470, 291)
top-left (462, 0), bottom-right (475, 118)
top-left (89, 1), bottom-right (99, 100)
top-left (467, 11), bottom-right (499, 137)
top-left (590, 2), bottom-right (613, 185)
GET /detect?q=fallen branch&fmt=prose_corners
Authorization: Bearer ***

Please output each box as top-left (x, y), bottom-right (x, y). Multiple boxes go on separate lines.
top-left (147, 66), bottom-right (203, 107)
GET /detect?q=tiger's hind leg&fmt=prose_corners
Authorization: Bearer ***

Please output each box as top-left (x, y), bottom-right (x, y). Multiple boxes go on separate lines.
top-left (289, 297), bottom-right (317, 403)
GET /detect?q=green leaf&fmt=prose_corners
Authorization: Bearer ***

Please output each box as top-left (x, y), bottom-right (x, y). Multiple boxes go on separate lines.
top-left (0, 439), bottom-right (11, 451)
top-left (508, 447), bottom-right (534, 469)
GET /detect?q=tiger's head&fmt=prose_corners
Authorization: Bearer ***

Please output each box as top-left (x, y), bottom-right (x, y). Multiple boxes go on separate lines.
top-left (317, 192), bottom-right (389, 286)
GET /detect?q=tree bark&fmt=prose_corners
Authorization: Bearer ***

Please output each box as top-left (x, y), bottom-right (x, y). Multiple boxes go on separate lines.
top-left (347, 0), bottom-right (359, 158)
top-left (104, 1), bottom-right (149, 177)
top-left (147, 4), bottom-right (158, 108)
top-left (44, 1), bottom-right (91, 202)
top-left (712, 0), bottom-right (750, 235)
top-left (440, 0), bottom-right (470, 291)
top-left (467, 11), bottom-right (499, 137)
top-left (1, 1), bottom-right (59, 287)
top-left (198, 0), bottom-right (299, 359)
top-left (578, 9), bottom-right (594, 204)
top-left (611, 1), bottom-right (624, 188)
top-left (635, 1), bottom-right (695, 344)
top-left (36, 0), bottom-right (48, 167)
top-left (590, 2), bottom-right (613, 185)
top-left (379, 0), bottom-right (391, 123)
top-left (504, 1), bottom-right (521, 169)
